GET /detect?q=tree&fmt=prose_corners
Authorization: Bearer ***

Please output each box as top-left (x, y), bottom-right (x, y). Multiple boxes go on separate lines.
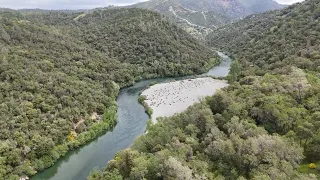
top-left (305, 135), bottom-right (320, 161)
top-left (108, 149), bottom-right (138, 178)
top-left (296, 122), bottom-right (314, 147)
top-left (306, 38), bottom-right (311, 58)
top-left (228, 60), bottom-right (241, 82)
top-left (164, 157), bottom-right (193, 180)
top-left (32, 134), bottom-right (55, 157)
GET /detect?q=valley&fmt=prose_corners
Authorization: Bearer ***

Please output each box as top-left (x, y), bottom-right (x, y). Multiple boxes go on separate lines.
top-left (89, 0), bottom-right (320, 179)
top-left (1, 0), bottom-right (319, 179)
top-left (31, 53), bottom-right (231, 180)
top-left (0, 8), bottom-right (218, 179)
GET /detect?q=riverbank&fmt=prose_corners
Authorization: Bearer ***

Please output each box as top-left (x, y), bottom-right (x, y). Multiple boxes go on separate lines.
top-left (141, 77), bottom-right (228, 122)
top-left (32, 52), bottom-right (232, 180)
top-left (29, 104), bottom-right (118, 179)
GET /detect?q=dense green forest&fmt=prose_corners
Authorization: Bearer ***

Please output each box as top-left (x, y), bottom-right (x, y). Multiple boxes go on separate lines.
top-left (25, 8), bottom-right (216, 80)
top-left (207, 0), bottom-right (320, 74)
top-left (0, 8), bottom-right (218, 179)
top-left (89, 0), bottom-right (320, 179)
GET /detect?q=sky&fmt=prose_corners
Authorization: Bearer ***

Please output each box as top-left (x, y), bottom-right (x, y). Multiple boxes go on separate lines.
top-left (0, 0), bottom-right (305, 10)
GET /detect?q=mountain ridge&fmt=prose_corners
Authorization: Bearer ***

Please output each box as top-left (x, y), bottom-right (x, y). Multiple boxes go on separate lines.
top-left (130, 0), bottom-right (286, 39)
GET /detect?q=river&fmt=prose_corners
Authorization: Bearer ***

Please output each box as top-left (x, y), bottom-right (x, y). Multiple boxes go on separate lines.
top-left (32, 52), bottom-right (231, 180)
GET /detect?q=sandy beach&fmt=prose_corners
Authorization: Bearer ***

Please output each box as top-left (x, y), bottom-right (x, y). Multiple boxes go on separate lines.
top-left (141, 77), bottom-right (228, 122)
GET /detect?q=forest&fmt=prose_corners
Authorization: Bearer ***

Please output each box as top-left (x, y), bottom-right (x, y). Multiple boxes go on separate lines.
top-left (89, 0), bottom-right (320, 179)
top-left (0, 8), bottom-right (218, 179)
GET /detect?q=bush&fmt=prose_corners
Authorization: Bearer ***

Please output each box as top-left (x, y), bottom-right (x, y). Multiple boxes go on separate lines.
top-left (309, 163), bottom-right (316, 169)
top-left (138, 95), bottom-right (147, 104)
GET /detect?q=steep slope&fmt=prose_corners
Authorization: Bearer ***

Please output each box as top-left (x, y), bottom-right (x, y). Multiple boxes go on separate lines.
top-left (26, 8), bottom-right (216, 79)
top-left (75, 9), bottom-right (216, 78)
top-left (207, 0), bottom-right (320, 74)
top-left (90, 1), bottom-right (320, 179)
top-left (239, 0), bottom-right (285, 14)
top-left (132, 0), bottom-right (285, 39)
top-left (0, 8), bottom-right (217, 179)
top-left (207, 0), bottom-right (320, 172)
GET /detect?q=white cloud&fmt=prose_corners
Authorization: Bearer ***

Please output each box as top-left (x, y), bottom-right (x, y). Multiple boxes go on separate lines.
top-left (0, 0), bottom-right (148, 9)
top-left (0, 0), bottom-right (305, 10)
top-left (274, 0), bottom-right (305, 5)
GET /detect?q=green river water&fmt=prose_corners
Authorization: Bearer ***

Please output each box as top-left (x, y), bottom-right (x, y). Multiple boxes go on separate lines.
top-left (32, 52), bottom-right (231, 180)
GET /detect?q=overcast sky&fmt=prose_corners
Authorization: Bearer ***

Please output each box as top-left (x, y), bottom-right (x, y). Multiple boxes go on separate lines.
top-left (0, 0), bottom-right (305, 10)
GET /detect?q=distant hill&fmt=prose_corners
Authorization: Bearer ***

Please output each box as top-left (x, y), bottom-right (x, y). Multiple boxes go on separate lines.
top-left (0, 8), bottom-right (217, 179)
top-left (131, 0), bottom-right (285, 39)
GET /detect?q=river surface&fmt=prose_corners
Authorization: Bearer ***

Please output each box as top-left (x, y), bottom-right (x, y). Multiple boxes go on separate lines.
top-left (32, 53), bottom-right (231, 180)
top-left (204, 52), bottom-right (232, 77)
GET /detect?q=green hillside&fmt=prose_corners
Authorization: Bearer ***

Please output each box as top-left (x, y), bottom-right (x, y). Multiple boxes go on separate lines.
top-left (207, 0), bottom-right (320, 74)
top-left (0, 8), bottom-right (218, 179)
top-left (89, 1), bottom-right (320, 179)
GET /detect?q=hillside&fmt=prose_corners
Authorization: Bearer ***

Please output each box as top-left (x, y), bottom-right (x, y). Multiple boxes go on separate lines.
top-left (0, 8), bottom-right (217, 179)
top-left (89, 0), bottom-right (320, 179)
top-left (207, 0), bottom-right (320, 74)
top-left (131, 0), bottom-right (285, 39)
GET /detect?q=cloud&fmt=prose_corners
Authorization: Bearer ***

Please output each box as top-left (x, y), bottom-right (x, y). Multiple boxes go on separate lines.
top-left (1, 0), bottom-right (102, 9)
top-left (0, 0), bottom-right (148, 9)
top-left (108, 0), bottom-right (148, 6)
top-left (275, 0), bottom-right (304, 5)
top-left (0, 0), bottom-right (304, 10)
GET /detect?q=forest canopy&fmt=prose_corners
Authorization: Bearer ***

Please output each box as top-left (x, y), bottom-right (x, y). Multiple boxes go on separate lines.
top-left (0, 8), bottom-right (218, 179)
top-left (90, 0), bottom-right (320, 179)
